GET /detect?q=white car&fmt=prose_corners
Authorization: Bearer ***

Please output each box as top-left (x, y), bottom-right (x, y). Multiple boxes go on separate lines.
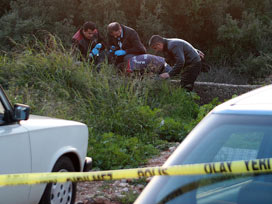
top-left (0, 86), bottom-right (92, 204)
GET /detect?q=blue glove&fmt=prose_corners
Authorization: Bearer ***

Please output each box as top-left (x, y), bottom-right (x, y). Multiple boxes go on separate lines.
top-left (109, 45), bottom-right (116, 53)
top-left (92, 48), bottom-right (99, 56)
top-left (89, 48), bottom-right (99, 58)
top-left (114, 50), bottom-right (126, 56)
top-left (95, 43), bottom-right (102, 49)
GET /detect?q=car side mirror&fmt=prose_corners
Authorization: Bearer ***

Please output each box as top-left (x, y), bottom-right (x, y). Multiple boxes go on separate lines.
top-left (13, 103), bottom-right (30, 121)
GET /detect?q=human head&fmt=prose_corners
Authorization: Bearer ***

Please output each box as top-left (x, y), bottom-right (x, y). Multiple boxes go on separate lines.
top-left (108, 22), bottom-right (122, 39)
top-left (82, 21), bottom-right (98, 40)
top-left (149, 35), bottom-right (164, 52)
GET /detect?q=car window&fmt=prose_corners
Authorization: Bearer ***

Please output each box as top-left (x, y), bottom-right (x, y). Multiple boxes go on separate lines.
top-left (177, 114), bottom-right (272, 165)
top-left (136, 114), bottom-right (272, 204)
top-left (213, 125), bottom-right (263, 162)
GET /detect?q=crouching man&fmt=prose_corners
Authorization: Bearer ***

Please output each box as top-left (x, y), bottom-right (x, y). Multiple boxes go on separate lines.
top-left (107, 22), bottom-right (146, 66)
top-left (149, 35), bottom-right (202, 91)
top-left (72, 21), bottom-right (107, 67)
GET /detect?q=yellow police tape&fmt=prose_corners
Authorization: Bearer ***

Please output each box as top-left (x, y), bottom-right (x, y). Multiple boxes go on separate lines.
top-left (0, 158), bottom-right (272, 186)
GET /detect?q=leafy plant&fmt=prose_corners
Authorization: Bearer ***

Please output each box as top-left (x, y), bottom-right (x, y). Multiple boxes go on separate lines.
top-left (88, 132), bottom-right (159, 170)
top-left (0, 41), bottom-right (213, 170)
top-left (184, 98), bottom-right (221, 133)
top-left (156, 117), bottom-right (186, 142)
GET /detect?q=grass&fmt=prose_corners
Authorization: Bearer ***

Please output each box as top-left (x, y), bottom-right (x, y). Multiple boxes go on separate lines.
top-left (0, 40), bottom-right (218, 170)
top-left (197, 65), bottom-right (249, 85)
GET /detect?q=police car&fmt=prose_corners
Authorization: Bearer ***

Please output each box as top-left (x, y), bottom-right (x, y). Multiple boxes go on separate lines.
top-left (135, 85), bottom-right (272, 204)
top-left (0, 86), bottom-right (92, 204)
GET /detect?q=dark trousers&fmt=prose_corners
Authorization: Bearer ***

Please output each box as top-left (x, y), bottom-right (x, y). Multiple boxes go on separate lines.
top-left (90, 51), bottom-right (108, 72)
top-left (180, 61), bottom-right (202, 91)
top-left (93, 50), bottom-right (107, 65)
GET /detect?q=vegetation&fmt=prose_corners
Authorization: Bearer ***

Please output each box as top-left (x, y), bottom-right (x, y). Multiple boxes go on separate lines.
top-left (0, 0), bottom-right (271, 83)
top-left (0, 41), bottom-right (216, 170)
top-left (0, 0), bottom-right (271, 170)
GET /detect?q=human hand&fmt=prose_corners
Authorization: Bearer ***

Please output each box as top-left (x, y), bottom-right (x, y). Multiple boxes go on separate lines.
top-left (160, 73), bottom-right (170, 79)
top-left (164, 64), bottom-right (172, 73)
top-left (197, 49), bottom-right (205, 59)
top-left (92, 48), bottom-right (99, 56)
top-left (114, 50), bottom-right (126, 56)
top-left (109, 45), bottom-right (116, 53)
top-left (95, 43), bottom-right (102, 49)
top-left (89, 48), bottom-right (99, 58)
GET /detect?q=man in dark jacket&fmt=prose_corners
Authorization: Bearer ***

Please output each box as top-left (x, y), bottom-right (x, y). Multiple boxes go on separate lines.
top-left (72, 21), bottom-right (107, 65)
top-left (107, 22), bottom-right (146, 65)
top-left (149, 35), bottom-right (202, 91)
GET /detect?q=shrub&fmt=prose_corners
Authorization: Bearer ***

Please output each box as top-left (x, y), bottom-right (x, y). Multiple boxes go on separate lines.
top-left (136, 1), bottom-right (170, 45)
top-left (239, 53), bottom-right (272, 82)
top-left (88, 132), bottom-right (159, 170)
top-left (184, 98), bottom-right (221, 133)
top-left (217, 12), bottom-right (272, 63)
top-left (0, 43), bottom-right (204, 170)
top-left (147, 82), bottom-right (199, 122)
top-left (156, 117), bottom-right (186, 142)
top-left (197, 65), bottom-right (248, 85)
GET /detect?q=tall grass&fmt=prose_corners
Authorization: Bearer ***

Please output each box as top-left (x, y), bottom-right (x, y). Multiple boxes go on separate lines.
top-left (0, 40), bottom-right (212, 170)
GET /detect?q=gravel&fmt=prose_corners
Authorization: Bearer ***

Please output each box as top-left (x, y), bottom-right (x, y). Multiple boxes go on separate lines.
top-left (76, 143), bottom-right (179, 204)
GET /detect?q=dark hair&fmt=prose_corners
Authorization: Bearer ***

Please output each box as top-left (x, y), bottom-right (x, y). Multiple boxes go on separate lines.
top-left (83, 21), bottom-right (96, 31)
top-left (149, 35), bottom-right (164, 47)
top-left (107, 22), bottom-right (121, 34)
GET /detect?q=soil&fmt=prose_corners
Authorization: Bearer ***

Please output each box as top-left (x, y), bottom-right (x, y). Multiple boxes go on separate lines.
top-left (75, 143), bottom-right (179, 204)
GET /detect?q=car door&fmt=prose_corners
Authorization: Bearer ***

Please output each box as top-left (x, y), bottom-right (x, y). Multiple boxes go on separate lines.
top-left (0, 90), bottom-right (32, 204)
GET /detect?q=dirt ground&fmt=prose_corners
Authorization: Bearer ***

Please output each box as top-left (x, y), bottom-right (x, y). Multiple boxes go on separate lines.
top-left (75, 143), bottom-right (179, 204)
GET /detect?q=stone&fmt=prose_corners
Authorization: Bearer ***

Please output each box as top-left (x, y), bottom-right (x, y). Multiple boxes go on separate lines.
top-left (119, 182), bottom-right (128, 187)
top-left (115, 193), bottom-right (126, 199)
top-left (122, 187), bottom-right (129, 192)
top-left (169, 146), bottom-right (176, 152)
top-left (136, 184), bottom-right (145, 190)
top-left (120, 179), bottom-right (127, 183)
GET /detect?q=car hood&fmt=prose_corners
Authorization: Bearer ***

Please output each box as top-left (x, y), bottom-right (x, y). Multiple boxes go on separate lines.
top-left (20, 114), bottom-right (87, 131)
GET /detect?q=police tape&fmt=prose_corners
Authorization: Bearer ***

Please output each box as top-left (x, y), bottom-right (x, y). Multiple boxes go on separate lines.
top-left (0, 158), bottom-right (272, 186)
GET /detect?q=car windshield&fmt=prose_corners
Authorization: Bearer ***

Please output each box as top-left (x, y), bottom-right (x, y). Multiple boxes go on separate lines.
top-left (136, 113), bottom-right (272, 204)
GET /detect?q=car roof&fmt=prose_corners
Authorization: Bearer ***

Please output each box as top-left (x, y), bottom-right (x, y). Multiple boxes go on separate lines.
top-left (212, 84), bottom-right (272, 115)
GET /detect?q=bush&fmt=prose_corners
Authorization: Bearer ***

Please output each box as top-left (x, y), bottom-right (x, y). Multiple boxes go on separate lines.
top-left (239, 53), bottom-right (272, 82)
top-left (136, 1), bottom-right (171, 45)
top-left (184, 98), bottom-right (221, 133)
top-left (147, 82), bottom-right (199, 122)
top-left (0, 42), bottom-right (206, 170)
top-left (217, 12), bottom-right (272, 62)
top-left (197, 65), bottom-right (248, 84)
top-left (156, 117), bottom-right (186, 142)
top-left (88, 132), bottom-right (159, 170)
top-left (0, 0), bottom-right (77, 50)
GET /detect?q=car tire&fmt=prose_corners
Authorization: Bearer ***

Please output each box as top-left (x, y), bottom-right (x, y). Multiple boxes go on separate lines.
top-left (39, 156), bottom-right (77, 204)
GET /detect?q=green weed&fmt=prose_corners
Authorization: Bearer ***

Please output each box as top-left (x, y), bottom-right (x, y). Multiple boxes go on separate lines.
top-left (0, 44), bottom-right (215, 170)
